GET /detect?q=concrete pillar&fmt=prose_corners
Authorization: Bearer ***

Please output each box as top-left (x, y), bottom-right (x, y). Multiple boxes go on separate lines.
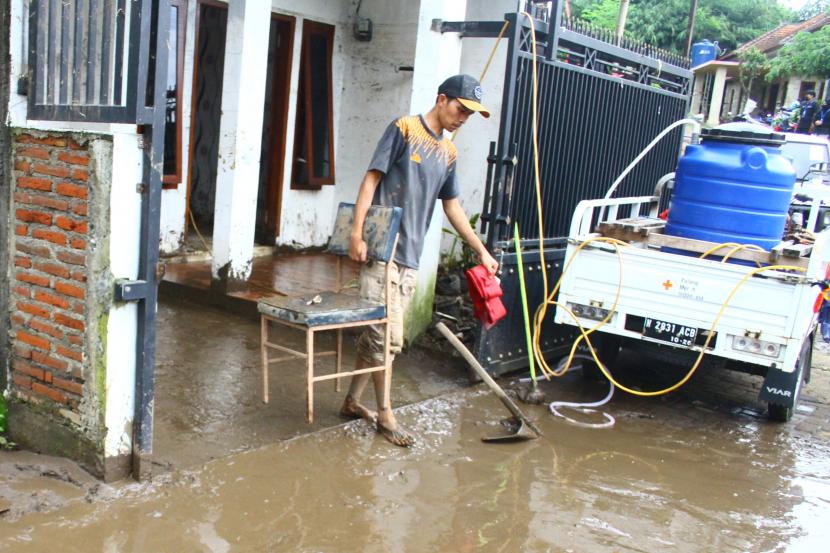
top-left (706, 66), bottom-right (728, 127)
top-left (784, 78), bottom-right (802, 106)
top-left (690, 73), bottom-right (705, 115)
top-left (211, 0), bottom-right (271, 281)
top-left (403, 0), bottom-right (467, 341)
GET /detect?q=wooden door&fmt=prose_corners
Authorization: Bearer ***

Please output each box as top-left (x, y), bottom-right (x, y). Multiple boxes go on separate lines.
top-left (255, 15), bottom-right (295, 243)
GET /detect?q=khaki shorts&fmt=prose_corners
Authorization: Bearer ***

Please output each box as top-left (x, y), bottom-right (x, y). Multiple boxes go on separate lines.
top-left (356, 261), bottom-right (418, 365)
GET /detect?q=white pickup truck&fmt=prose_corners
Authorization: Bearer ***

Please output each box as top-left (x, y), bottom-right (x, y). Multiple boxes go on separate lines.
top-left (553, 192), bottom-right (829, 421)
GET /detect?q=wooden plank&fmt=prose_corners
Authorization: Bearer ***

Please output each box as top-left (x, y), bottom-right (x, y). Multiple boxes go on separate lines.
top-left (645, 233), bottom-right (810, 269)
top-left (782, 243), bottom-right (813, 258)
top-left (312, 365), bottom-right (386, 383)
top-left (598, 217), bottom-right (666, 243)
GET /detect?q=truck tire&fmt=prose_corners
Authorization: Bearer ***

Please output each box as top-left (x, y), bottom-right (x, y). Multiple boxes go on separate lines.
top-left (767, 335), bottom-right (811, 422)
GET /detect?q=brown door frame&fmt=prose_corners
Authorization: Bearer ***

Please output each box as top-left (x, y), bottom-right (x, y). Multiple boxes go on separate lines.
top-left (184, 0), bottom-right (227, 240)
top-left (261, 14), bottom-right (296, 240)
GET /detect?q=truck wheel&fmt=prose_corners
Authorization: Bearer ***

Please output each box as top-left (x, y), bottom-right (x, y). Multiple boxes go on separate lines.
top-left (767, 335), bottom-right (811, 422)
top-left (582, 335), bottom-right (622, 382)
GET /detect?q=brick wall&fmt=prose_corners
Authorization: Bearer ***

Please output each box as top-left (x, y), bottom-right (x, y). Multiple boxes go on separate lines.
top-left (10, 133), bottom-right (91, 415)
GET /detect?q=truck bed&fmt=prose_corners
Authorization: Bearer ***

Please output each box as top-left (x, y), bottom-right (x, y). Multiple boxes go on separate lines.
top-left (554, 196), bottom-right (829, 374)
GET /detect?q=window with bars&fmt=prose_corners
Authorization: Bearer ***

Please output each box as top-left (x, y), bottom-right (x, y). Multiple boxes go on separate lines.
top-left (26, 0), bottom-right (144, 123)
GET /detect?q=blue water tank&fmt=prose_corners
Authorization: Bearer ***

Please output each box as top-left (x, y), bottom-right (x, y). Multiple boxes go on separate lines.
top-left (691, 40), bottom-right (719, 67)
top-left (664, 124), bottom-right (796, 252)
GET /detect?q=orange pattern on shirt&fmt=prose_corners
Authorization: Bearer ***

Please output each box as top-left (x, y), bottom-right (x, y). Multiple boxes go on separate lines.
top-left (395, 116), bottom-right (458, 166)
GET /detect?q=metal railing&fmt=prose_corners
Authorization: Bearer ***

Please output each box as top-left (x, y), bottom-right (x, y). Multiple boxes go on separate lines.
top-left (27, 0), bottom-right (141, 122)
top-left (562, 16), bottom-right (690, 70)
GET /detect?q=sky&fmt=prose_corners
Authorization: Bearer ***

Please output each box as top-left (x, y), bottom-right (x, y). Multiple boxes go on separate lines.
top-left (779, 0), bottom-right (809, 9)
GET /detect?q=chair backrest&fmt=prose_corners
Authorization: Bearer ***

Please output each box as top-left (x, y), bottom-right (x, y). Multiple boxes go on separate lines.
top-left (327, 203), bottom-right (403, 263)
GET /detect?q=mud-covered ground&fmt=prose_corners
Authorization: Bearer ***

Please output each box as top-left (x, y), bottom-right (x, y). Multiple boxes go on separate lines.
top-left (1, 300), bottom-right (829, 551)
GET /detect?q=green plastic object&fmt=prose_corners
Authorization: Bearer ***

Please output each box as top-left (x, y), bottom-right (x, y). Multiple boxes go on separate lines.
top-left (514, 223), bottom-right (537, 382)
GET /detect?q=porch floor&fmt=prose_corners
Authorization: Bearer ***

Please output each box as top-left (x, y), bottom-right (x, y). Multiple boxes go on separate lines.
top-left (155, 252), bottom-right (470, 472)
top-left (162, 250), bottom-right (361, 303)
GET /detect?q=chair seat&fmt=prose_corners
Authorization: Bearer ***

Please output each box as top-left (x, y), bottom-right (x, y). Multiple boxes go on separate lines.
top-left (258, 291), bottom-right (386, 327)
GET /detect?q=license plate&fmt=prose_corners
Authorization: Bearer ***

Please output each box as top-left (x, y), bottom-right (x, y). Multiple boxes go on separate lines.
top-left (642, 318), bottom-right (697, 347)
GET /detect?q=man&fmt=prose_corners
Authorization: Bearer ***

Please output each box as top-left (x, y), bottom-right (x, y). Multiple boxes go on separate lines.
top-left (340, 74), bottom-right (499, 447)
top-left (814, 98), bottom-right (830, 136)
top-left (797, 91), bottom-right (818, 134)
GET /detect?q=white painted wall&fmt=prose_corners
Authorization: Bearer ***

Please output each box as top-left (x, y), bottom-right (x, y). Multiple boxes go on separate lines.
top-left (785, 77), bottom-right (803, 106)
top-left (401, 0), bottom-right (467, 338)
top-left (450, 0), bottom-right (513, 254)
top-left (333, 0), bottom-right (419, 217)
top-left (7, 0), bottom-right (27, 127)
top-left (104, 134), bottom-right (143, 460)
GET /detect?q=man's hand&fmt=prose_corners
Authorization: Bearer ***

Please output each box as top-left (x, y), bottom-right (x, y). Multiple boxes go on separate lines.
top-left (480, 249), bottom-right (499, 276)
top-left (350, 234), bottom-right (368, 263)
top-left (349, 170), bottom-right (383, 264)
top-left (442, 198), bottom-right (499, 276)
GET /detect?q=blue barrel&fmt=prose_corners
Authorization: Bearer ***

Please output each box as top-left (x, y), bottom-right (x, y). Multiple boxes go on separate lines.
top-left (691, 40), bottom-right (718, 67)
top-left (664, 124), bottom-right (796, 252)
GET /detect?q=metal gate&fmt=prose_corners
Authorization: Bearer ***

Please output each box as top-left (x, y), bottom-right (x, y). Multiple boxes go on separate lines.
top-left (476, 3), bottom-right (692, 376)
top-left (25, 0), bottom-right (169, 476)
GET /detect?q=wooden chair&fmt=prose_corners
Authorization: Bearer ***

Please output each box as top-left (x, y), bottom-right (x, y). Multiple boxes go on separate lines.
top-left (258, 203), bottom-right (403, 423)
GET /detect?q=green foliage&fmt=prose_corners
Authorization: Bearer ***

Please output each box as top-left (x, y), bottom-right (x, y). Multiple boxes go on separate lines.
top-left (0, 394), bottom-right (6, 434)
top-left (0, 395), bottom-right (14, 450)
top-left (738, 46), bottom-right (768, 95)
top-left (571, 0), bottom-right (793, 54)
top-left (580, 0), bottom-right (622, 30)
top-left (767, 25), bottom-right (830, 80)
top-left (441, 213), bottom-right (481, 271)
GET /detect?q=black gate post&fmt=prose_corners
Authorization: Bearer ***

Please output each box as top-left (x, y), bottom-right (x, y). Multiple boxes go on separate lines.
top-left (130, 0), bottom-right (169, 480)
top-left (485, 12), bottom-right (521, 249)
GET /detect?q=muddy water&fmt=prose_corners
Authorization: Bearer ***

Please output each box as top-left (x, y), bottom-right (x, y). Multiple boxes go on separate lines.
top-left (1, 385), bottom-right (828, 552)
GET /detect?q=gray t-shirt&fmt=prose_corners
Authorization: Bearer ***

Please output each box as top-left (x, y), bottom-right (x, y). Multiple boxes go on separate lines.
top-left (368, 115), bottom-right (460, 269)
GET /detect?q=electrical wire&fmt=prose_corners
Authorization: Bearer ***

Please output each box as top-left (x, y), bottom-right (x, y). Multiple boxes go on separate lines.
top-left (548, 354), bottom-right (616, 429)
top-left (604, 117), bottom-right (701, 200)
top-left (188, 207), bottom-right (211, 254)
top-left (451, 20), bottom-right (510, 143)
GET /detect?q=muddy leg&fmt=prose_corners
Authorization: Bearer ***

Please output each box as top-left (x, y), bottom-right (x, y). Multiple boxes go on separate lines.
top-left (339, 358), bottom-right (378, 423)
top-left (372, 366), bottom-right (414, 447)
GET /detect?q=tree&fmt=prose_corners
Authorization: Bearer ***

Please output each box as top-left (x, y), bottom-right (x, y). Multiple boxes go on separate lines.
top-left (767, 25), bottom-right (830, 80)
top-left (570, 0), bottom-right (793, 55)
top-left (576, 0), bottom-right (621, 30)
top-left (737, 46), bottom-right (768, 97)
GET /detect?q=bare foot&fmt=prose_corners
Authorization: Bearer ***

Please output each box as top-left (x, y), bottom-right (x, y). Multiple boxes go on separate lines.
top-left (339, 396), bottom-right (377, 423)
top-left (376, 420), bottom-right (415, 447)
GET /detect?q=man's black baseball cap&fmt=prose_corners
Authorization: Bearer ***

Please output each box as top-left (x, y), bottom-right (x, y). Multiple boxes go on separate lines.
top-left (438, 74), bottom-right (491, 118)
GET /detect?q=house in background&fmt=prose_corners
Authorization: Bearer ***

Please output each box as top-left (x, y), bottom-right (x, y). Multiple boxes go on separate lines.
top-left (691, 11), bottom-right (830, 126)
